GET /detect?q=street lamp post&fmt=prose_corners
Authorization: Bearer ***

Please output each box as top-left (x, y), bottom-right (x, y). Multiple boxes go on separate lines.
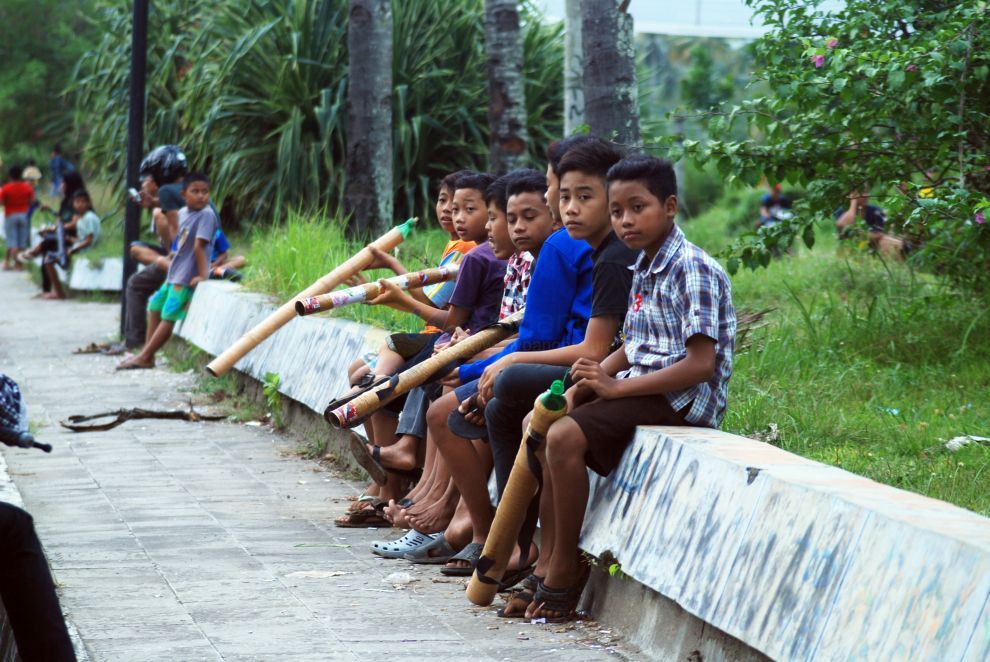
top-left (120, 0), bottom-right (149, 335)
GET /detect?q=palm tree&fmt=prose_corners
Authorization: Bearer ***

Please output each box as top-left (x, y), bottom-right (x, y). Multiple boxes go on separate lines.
top-left (345, 0), bottom-right (393, 235)
top-left (581, 0), bottom-right (640, 147)
top-left (484, 0), bottom-right (530, 173)
top-left (564, 0), bottom-right (585, 135)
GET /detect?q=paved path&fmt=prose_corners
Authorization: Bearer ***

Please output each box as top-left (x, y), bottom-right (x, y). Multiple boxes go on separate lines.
top-left (0, 270), bottom-right (635, 661)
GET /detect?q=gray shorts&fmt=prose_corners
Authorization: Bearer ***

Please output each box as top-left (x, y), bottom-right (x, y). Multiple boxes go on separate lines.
top-left (3, 213), bottom-right (29, 249)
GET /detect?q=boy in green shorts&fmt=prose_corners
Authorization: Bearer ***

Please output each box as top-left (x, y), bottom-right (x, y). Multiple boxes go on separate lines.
top-left (117, 173), bottom-right (217, 370)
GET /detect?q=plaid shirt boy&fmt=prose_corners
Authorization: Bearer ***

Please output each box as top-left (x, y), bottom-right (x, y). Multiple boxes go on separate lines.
top-left (499, 251), bottom-right (534, 320)
top-left (620, 225), bottom-right (736, 427)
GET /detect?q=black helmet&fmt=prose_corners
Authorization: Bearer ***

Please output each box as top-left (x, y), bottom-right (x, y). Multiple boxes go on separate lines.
top-left (139, 145), bottom-right (188, 185)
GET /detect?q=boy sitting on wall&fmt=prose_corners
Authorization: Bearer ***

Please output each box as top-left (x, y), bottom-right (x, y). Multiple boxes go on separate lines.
top-left (529, 156), bottom-right (737, 621)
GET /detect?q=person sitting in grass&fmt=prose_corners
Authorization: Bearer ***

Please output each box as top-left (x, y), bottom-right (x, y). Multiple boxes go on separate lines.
top-left (117, 173), bottom-right (218, 370)
top-left (528, 155), bottom-right (736, 622)
top-left (835, 188), bottom-right (905, 258)
top-left (38, 189), bottom-right (101, 300)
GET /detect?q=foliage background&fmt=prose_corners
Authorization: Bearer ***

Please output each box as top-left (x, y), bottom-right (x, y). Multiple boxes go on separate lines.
top-left (667, 0), bottom-right (990, 289)
top-left (66, 0), bottom-right (564, 226)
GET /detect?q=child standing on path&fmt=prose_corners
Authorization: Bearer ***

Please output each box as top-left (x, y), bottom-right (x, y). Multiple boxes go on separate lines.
top-left (529, 156), bottom-right (737, 621)
top-left (2, 166), bottom-right (36, 270)
top-left (117, 173), bottom-right (218, 370)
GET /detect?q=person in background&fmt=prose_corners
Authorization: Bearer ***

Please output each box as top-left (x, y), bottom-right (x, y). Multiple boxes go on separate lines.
top-left (0, 373), bottom-right (78, 662)
top-left (758, 183), bottom-right (791, 228)
top-left (835, 188), bottom-right (905, 258)
top-left (48, 144), bottom-right (73, 198)
top-left (1, 165), bottom-right (36, 270)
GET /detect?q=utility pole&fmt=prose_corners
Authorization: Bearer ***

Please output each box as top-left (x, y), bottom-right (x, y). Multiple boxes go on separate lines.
top-left (121, 0), bottom-right (148, 335)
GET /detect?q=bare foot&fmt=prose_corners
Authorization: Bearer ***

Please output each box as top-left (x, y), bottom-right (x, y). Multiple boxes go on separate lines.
top-left (41, 292), bottom-right (65, 300)
top-left (385, 501), bottom-right (411, 528)
top-left (407, 487), bottom-right (458, 534)
top-left (373, 439), bottom-right (418, 472)
top-left (116, 356), bottom-right (155, 370)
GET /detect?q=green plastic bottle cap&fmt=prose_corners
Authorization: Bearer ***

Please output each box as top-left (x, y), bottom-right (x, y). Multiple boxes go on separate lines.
top-left (549, 379), bottom-right (565, 396)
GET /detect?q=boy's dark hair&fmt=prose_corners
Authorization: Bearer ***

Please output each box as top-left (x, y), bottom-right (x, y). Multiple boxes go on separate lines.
top-left (182, 172), bottom-right (209, 190)
top-left (556, 138), bottom-right (622, 183)
top-left (547, 134), bottom-right (600, 175)
top-left (441, 169), bottom-right (477, 194)
top-left (8, 166), bottom-right (23, 180)
top-left (53, 144), bottom-right (62, 154)
top-left (505, 169), bottom-right (548, 200)
top-left (484, 172), bottom-right (518, 213)
top-left (71, 189), bottom-right (91, 202)
top-left (454, 172), bottom-right (496, 196)
top-left (606, 155), bottom-right (678, 202)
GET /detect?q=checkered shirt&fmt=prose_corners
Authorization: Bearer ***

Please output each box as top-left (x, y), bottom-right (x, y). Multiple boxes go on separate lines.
top-left (499, 251), bottom-right (534, 320)
top-left (620, 225), bottom-right (736, 428)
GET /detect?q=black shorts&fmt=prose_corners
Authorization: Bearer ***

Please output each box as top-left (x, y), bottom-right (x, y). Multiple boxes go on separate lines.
top-left (567, 394), bottom-right (690, 476)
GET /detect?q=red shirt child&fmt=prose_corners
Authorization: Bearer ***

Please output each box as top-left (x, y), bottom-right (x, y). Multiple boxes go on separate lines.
top-left (0, 181), bottom-right (35, 215)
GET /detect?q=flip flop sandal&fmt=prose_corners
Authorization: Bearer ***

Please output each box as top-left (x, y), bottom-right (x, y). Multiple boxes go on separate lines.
top-left (334, 499), bottom-right (391, 528)
top-left (349, 434), bottom-right (387, 485)
top-left (73, 342), bottom-right (107, 354)
top-left (115, 360), bottom-right (154, 371)
top-left (497, 574), bottom-right (542, 618)
top-left (530, 563), bottom-right (591, 623)
top-left (403, 534), bottom-right (457, 564)
top-left (498, 563), bottom-right (536, 592)
top-left (371, 530), bottom-right (439, 558)
top-left (396, 497), bottom-right (415, 508)
top-left (440, 542), bottom-right (485, 577)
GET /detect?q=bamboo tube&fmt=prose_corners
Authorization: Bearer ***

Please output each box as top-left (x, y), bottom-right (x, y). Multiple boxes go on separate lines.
top-left (324, 308), bottom-right (525, 428)
top-left (466, 379), bottom-right (569, 606)
top-left (295, 265), bottom-right (459, 316)
top-left (205, 218), bottom-right (418, 376)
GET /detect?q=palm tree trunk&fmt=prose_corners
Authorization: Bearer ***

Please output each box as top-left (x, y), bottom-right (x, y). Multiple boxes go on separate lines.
top-left (581, 0), bottom-right (640, 147)
top-left (345, 0), bottom-right (393, 235)
top-left (484, 0), bottom-right (530, 174)
top-left (564, 0), bottom-right (585, 135)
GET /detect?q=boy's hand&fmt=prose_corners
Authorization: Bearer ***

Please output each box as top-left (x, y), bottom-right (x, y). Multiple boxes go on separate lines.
top-left (565, 383), bottom-right (594, 411)
top-left (189, 276), bottom-right (204, 288)
top-left (345, 272), bottom-right (369, 288)
top-left (570, 357), bottom-right (622, 400)
top-left (439, 369), bottom-right (461, 388)
top-left (367, 279), bottom-right (406, 306)
top-left (364, 246), bottom-right (403, 274)
top-left (478, 355), bottom-right (512, 404)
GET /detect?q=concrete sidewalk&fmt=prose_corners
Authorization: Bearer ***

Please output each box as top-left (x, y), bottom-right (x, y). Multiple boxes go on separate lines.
top-left (0, 270), bottom-right (636, 661)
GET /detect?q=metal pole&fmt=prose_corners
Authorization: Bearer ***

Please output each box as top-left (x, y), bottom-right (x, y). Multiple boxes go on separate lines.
top-left (120, 0), bottom-right (149, 336)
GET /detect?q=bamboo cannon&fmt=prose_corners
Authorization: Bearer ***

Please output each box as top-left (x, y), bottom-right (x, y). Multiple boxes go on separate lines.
top-left (324, 308), bottom-right (526, 428)
top-left (466, 379), bottom-right (569, 606)
top-left (205, 218), bottom-right (418, 376)
top-left (295, 265), bottom-right (459, 316)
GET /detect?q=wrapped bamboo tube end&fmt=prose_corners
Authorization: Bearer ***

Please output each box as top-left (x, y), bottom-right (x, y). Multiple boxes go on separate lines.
top-left (324, 309), bottom-right (525, 428)
top-left (466, 379), bottom-right (568, 606)
top-left (296, 265), bottom-right (459, 318)
top-left (204, 218), bottom-right (417, 377)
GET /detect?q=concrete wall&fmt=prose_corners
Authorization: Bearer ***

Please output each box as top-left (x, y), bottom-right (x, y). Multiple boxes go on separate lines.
top-left (582, 426), bottom-right (990, 661)
top-left (177, 281), bottom-right (990, 662)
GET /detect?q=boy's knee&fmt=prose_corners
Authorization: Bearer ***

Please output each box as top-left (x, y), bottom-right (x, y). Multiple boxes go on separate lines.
top-left (426, 391), bottom-right (456, 431)
top-left (545, 417), bottom-right (586, 464)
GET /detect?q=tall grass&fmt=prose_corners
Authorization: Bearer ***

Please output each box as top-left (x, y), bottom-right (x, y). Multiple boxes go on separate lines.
top-left (683, 207), bottom-right (990, 515)
top-left (243, 209), bottom-right (450, 331)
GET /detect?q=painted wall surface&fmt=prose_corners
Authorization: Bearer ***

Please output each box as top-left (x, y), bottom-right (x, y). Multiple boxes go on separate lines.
top-left (176, 281), bottom-right (387, 415)
top-left (582, 427), bottom-right (990, 661)
top-left (67, 257), bottom-right (126, 291)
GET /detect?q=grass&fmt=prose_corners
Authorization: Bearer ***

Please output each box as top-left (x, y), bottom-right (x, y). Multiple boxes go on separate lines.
top-left (681, 205), bottom-right (990, 515)
top-left (243, 209), bottom-right (451, 332)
